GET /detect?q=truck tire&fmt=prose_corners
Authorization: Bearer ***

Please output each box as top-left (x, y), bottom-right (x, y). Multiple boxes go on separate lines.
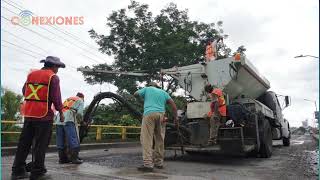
top-left (259, 119), bottom-right (272, 158)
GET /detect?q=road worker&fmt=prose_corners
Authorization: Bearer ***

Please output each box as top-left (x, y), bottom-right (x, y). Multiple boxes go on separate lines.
top-left (205, 39), bottom-right (216, 62)
top-left (134, 82), bottom-right (178, 172)
top-left (11, 56), bottom-right (65, 180)
top-left (55, 92), bottom-right (85, 164)
top-left (204, 84), bottom-right (227, 145)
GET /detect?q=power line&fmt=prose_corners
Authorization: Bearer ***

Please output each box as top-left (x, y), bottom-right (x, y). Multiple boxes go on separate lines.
top-left (3, 0), bottom-right (99, 51)
top-left (1, 28), bottom-right (50, 54)
top-left (1, 15), bottom-right (104, 65)
top-left (1, 6), bottom-right (105, 64)
top-left (2, 0), bottom-right (106, 62)
top-left (2, 54), bottom-right (81, 80)
top-left (1, 44), bottom-right (40, 59)
top-left (2, 39), bottom-right (46, 57)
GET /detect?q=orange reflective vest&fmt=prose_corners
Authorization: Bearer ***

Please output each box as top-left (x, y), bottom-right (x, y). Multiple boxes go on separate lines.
top-left (207, 88), bottom-right (227, 117)
top-left (23, 69), bottom-right (55, 118)
top-left (62, 96), bottom-right (81, 112)
top-left (205, 42), bottom-right (216, 61)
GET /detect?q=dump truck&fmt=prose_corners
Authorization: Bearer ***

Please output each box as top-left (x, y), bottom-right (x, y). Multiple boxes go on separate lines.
top-left (161, 56), bottom-right (291, 158)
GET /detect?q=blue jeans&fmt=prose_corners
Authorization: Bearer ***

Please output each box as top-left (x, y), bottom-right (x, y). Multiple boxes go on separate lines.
top-left (56, 122), bottom-right (79, 150)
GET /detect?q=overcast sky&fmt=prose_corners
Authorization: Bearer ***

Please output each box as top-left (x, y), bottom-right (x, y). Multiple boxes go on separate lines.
top-left (1, 0), bottom-right (319, 127)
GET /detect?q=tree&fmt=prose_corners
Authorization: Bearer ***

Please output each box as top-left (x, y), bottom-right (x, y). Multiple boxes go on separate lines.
top-left (82, 1), bottom-right (231, 94)
top-left (1, 87), bottom-right (23, 142)
top-left (88, 91), bottom-right (142, 125)
top-left (1, 88), bottom-right (23, 120)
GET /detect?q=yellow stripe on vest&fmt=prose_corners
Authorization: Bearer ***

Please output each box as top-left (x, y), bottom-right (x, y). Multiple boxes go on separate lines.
top-left (26, 84), bottom-right (44, 100)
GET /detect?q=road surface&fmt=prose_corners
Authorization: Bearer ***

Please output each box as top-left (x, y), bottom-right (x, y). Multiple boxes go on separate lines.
top-left (2, 135), bottom-right (318, 180)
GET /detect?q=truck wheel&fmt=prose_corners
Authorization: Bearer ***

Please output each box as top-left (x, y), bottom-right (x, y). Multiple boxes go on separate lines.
top-left (259, 120), bottom-right (272, 158)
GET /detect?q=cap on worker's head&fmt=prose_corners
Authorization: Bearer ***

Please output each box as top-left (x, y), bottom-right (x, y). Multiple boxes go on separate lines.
top-left (76, 92), bottom-right (84, 98)
top-left (148, 81), bottom-right (160, 88)
top-left (212, 88), bottom-right (223, 96)
top-left (40, 56), bottom-right (65, 68)
top-left (204, 84), bottom-right (213, 93)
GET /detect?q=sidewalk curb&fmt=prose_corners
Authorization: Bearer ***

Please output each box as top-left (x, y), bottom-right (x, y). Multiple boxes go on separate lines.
top-left (1, 142), bottom-right (140, 156)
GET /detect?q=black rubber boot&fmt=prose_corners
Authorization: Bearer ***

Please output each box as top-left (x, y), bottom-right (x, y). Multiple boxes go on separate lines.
top-left (58, 149), bottom-right (70, 164)
top-left (10, 171), bottom-right (29, 180)
top-left (71, 149), bottom-right (83, 164)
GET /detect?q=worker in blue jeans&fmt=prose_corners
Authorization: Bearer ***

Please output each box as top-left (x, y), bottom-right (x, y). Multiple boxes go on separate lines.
top-left (55, 92), bottom-right (84, 164)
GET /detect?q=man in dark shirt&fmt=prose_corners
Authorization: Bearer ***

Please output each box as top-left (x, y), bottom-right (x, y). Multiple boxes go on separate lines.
top-left (11, 56), bottom-right (65, 180)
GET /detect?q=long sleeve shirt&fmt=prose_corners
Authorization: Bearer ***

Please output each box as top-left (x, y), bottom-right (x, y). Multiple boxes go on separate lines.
top-left (55, 99), bottom-right (84, 125)
top-left (22, 73), bottom-right (63, 122)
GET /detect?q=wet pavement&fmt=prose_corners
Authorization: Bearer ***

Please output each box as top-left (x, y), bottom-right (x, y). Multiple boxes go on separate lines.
top-left (2, 135), bottom-right (318, 180)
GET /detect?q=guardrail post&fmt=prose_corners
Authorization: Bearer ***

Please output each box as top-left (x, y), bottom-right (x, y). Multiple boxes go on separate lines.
top-left (121, 127), bottom-right (127, 140)
top-left (96, 127), bottom-right (102, 141)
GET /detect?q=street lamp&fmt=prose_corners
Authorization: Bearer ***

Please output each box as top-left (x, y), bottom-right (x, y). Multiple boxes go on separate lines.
top-left (294, 54), bottom-right (319, 59)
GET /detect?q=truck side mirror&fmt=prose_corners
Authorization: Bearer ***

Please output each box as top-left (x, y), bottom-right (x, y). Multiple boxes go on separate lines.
top-left (285, 96), bottom-right (291, 107)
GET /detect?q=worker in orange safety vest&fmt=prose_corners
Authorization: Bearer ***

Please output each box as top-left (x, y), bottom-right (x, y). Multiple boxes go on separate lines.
top-left (55, 93), bottom-right (85, 164)
top-left (11, 56), bottom-right (65, 180)
top-left (204, 84), bottom-right (227, 145)
top-left (205, 39), bottom-right (216, 62)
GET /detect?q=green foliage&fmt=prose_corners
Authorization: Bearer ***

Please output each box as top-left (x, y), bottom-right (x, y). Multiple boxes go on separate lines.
top-left (119, 114), bottom-right (140, 126)
top-left (1, 88), bottom-right (23, 120)
top-left (82, 1), bottom-right (231, 94)
top-left (88, 92), bottom-right (142, 126)
top-left (165, 95), bottom-right (187, 121)
top-left (1, 87), bottom-right (23, 142)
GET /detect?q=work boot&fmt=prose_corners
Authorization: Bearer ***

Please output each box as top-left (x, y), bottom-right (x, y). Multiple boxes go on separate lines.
top-left (154, 165), bottom-right (164, 169)
top-left (29, 174), bottom-right (52, 180)
top-left (137, 165), bottom-right (153, 172)
top-left (71, 149), bottom-right (83, 164)
top-left (11, 171), bottom-right (29, 180)
top-left (58, 149), bottom-right (71, 164)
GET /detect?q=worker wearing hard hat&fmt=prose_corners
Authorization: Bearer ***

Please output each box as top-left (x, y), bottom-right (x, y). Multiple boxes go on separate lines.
top-left (204, 84), bottom-right (227, 145)
top-left (55, 92), bottom-right (85, 164)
